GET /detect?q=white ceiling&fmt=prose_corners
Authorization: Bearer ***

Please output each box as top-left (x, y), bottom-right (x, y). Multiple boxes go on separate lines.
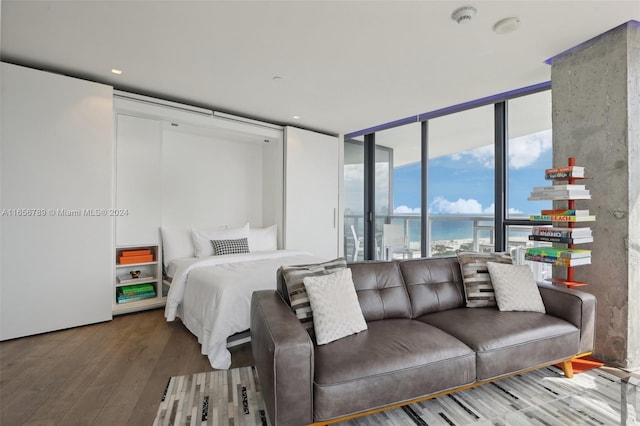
top-left (2, 1), bottom-right (639, 137)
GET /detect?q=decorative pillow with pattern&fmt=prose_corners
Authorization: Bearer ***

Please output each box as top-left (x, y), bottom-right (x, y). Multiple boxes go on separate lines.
top-left (456, 251), bottom-right (512, 308)
top-left (210, 237), bottom-right (250, 256)
top-left (280, 257), bottom-right (347, 338)
top-left (303, 268), bottom-right (367, 345)
top-left (486, 262), bottom-right (546, 313)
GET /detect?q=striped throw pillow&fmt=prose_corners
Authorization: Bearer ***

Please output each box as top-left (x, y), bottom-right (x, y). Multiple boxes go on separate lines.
top-left (280, 257), bottom-right (347, 338)
top-left (456, 251), bottom-right (512, 308)
top-left (210, 238), bottom-right (250, 256)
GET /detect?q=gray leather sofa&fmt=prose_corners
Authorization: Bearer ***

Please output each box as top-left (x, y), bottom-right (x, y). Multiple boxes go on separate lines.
top-left (250, 257), bottom-right (596, 426)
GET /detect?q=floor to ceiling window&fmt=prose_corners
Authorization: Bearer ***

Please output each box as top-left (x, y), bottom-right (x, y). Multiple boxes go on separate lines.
top-left (427, 105), bottom-right (495, 256)
top-left (343, 84), bottom-right (552, 262)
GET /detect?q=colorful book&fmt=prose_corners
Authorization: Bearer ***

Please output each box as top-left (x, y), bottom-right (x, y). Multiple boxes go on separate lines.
top-left (526, 247), bottom-right (591, 259)
top-left (539, 209), bottom-right (590, 216)
top-left (119, 283), bottom-right (155, 295)
top-left (118, 254), bottom-right (154, 264)
top-left (528, 235), bottom-right (594, 244)
top-left (532, 226), bottom-right (592, 238)
top-left (120, 249), bottom-right (152, 257)
top-left (530, 214), bottom-right (596, 222)
top-left (117, 291), bottom-right (156, 303)
top-left (544, 165), bottom-right (585, 179)
top-left (524, 253), bottom-right (591, 267)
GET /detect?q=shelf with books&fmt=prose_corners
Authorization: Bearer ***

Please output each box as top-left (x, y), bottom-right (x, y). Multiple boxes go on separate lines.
top-left (527, 157), bottom-right (594, 289)
top-left (113, 245), bottom-right (165, 314)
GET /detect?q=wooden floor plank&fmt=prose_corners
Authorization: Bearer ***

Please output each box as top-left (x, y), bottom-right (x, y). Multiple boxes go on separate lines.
top-left (0, 308), bottom-right (253, 426)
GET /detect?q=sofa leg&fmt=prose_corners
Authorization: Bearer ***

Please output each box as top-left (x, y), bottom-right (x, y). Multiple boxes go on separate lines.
top-left (561, 360), bottom-right (574, 378)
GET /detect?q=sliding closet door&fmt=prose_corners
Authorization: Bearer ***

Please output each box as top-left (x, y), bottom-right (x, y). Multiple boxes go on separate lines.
top-left (284, 127), bottom-right (340, 259)
top-left (1, 63), bottom-right (113, 339)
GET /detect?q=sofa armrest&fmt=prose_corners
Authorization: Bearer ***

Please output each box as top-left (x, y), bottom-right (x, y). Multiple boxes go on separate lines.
top-left (538, 282), bottom-right (597, 355)
top-left (250, 290), bottom-right (314, 426)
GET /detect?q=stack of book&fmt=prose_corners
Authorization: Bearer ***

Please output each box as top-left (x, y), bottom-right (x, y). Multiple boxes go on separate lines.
top-left (530, 208), bottom-right (596, 223)
top-left (524, 247), bottom-right (592, 267)
top-left (544, 165), bottom-right (585, 179)
top-left (528, 184), bottom-right (591, 200)
top-left (118, 248), bottom-right (154, 264)
top-left (117, 283), bottom-right (156, 304)
top-left (529, 225), bottom-right (593, 244)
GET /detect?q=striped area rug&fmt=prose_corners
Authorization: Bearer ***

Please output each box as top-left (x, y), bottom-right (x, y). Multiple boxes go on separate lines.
top-left (154, 366), bottom-right (635, 426)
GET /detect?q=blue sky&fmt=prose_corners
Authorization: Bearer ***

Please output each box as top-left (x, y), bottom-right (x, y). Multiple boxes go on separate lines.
top-left (344, 129), bottom-right (554, 216)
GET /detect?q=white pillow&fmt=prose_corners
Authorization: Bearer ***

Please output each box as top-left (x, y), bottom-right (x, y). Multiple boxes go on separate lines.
top-left (248, 224), bottom-right (278, 252)
top-left (486, 262), bottom-right (546, 313)
top-left (192, 223), bottom-right (249, 258)
top-left (303, 268), bottom-right (368, 345)
top-left (160, 227), bottom-right (197, 268)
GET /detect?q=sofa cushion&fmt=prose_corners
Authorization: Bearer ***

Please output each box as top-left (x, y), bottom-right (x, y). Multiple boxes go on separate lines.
top-left (486, 262), bottom-right (545, 313)
top-left (399, 257), bottom-right (466, 317)
top-left (417, 308), bottom-right (580, 381)
top-left (456, 251), bottom-right (512, 308)
top-left (312, 319), bottom-right (475, 422)
top-left (303, 268), bottom-right (367, 345)
top-left (279, 257), bottom-right (347, 337)
top-left (348, 261), bottom-right (412, 321)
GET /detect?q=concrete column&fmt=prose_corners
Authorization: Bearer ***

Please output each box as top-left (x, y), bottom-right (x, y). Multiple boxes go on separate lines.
top-left (550, 21), bottom-right (639, 369)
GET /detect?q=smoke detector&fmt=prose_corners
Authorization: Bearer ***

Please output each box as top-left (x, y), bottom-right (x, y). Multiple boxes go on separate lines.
top-left (451, 6), bottom-right (477, 24)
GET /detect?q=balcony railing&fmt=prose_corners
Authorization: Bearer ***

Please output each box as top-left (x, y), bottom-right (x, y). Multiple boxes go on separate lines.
top-left (345, 213), bottom-right (532, 259)
top-left (345, 213), bottom-right (550, 281)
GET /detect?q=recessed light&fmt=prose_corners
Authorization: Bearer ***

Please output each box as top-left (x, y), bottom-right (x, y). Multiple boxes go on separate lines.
top-left (111, 68), bottom-right (123, 75)
top-left (293, 116), bottom-right (300, 120)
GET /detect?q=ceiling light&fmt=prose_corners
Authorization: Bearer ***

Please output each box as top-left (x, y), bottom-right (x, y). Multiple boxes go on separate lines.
top-left (293, 116), bottom-right (300, 120)
top-left (493, 17), bottom-right (521, 34)
top-left (451, 6), bottom-right (477, 24)
top-left (111, 68), bottom-right (123, 75)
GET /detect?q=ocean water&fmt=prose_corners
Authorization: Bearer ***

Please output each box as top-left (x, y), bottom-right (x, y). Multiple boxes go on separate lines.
top-left (400, 219), bottom-right (531, 242)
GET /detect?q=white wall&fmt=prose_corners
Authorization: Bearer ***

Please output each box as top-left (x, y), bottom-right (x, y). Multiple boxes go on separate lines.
top-left (1, 63), bottom-right (114, 340)
top-left (161, 124), bottom-right (268, 230)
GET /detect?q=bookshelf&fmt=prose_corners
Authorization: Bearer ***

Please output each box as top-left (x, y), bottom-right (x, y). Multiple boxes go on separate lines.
top-left (526, 157), bottom-right (594, 288)
top-left (113, 245), bottom-right (166, 314)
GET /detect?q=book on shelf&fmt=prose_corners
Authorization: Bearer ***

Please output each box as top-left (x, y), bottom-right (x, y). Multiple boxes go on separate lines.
top-left (544, 165), bottom-right (585, 179)
top-left (530, 214), bottom-right (596, 222)
top-left (120, 249), bottom-right (152, 257)
top-left (118, 254), bottom-right (154, 264)
top-left (117, 275), bottom-right (154, 284)
top-left (526, 247), bottom-right (591, 259)
top-left (524, 253), bottom-right (591, 267)
top-left (532, 184), bottom-right (586, 192)
top-left (119, 283), bottom-right (156, 296)
top-left (532, 226), bottom-right (592, 238)
top-left (117, 291), bottom-right (156, 304)
top-left (528, 235), bottom-right (594, 244)
top-left (539, 209), bottom-right (590, 216)
top-left (528, 190), bottom-right (591, 200)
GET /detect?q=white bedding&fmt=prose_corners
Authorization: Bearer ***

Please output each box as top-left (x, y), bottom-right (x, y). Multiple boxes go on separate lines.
top-left (164, 250), bottom-right (323, 369)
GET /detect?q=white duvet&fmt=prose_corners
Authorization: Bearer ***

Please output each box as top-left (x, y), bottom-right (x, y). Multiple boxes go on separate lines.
top-left (164, 250), bottom-right (323, 369)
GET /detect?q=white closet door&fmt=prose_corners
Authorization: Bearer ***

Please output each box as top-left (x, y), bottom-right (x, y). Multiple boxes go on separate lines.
top-left (284, 127), bottom-right (339, 259)
top-left (115, 114), bottom-right (162, 246)
top-left (1, 63), bottom-right (113, 340)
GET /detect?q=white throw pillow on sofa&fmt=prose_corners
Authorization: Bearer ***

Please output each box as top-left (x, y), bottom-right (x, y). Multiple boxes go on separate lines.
top-left (486, 261), bottom-right (546, 313)
top-left (303, 268), bottom-right (367, 345)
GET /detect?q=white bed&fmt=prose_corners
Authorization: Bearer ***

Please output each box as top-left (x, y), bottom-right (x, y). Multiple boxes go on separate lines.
top-left (164, 250), bottom-right (323, 369)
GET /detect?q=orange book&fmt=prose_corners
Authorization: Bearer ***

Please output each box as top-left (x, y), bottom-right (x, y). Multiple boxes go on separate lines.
top-left (121, 249), bottom-right (152, 257)
top-left (119, 254), bottom-right (153, 264)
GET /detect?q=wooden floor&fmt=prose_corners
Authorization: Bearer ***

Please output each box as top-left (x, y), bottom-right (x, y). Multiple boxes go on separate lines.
top-left (0, 308), bottom-right (253, 426)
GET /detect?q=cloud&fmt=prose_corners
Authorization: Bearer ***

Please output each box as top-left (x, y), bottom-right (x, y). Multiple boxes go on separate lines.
top-left (448, 129), bottom-right (552, 170)
top-left (394, 205), bottom-right (421, 214)
top-left (430, 196), bottom-right (485, 214)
